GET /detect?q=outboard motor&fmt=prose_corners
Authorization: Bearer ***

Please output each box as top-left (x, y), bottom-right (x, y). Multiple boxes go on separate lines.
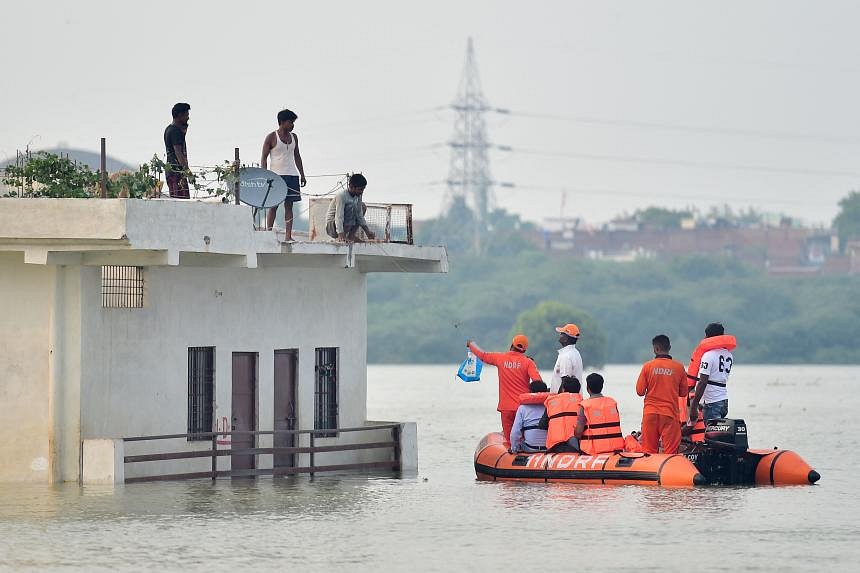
top-left (704, 418), bottom-right (748, 451)
top-left (685, 419), bottom-right (755, 485)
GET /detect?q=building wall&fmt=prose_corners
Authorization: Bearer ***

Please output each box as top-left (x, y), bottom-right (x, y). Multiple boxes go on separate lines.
top-left (0, 254), bottom-right (53, 481)
top-left (78, 264), bottom-right (373, 479)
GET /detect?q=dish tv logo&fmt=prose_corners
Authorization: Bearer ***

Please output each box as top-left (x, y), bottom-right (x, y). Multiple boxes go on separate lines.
top-left (241, 178), bottom-right (270, 188)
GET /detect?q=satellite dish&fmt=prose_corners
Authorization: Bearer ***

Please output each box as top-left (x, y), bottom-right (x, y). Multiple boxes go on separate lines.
top-left (238, 167), bottom-right (289, 208)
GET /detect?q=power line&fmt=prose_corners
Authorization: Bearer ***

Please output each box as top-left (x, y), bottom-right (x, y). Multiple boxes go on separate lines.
top-left (494, 109), bottom-right (860, 145)
top-left (495, 183), bottom-right (826, 207)
top-left (413, 179), bottom-right (833, 208)
top-left (503, 147), bottom-right (860, 178)
top-left (311, 107), bottom-right (440, 130)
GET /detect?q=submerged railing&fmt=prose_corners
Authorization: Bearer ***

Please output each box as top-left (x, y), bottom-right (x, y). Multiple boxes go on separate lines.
top-left (122, 424), bottom-right (402, 483)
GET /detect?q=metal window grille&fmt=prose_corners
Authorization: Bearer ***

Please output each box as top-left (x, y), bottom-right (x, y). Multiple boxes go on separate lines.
top-left (101, 266), bottom-right (144, 308)
top-left (314, 347), bottom-right (339, 437)
top-left (187, 347), bottom-right (215, 441)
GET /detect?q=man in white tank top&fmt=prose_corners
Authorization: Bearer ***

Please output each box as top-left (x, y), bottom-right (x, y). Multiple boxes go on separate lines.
top-left (260, 109), bottom-right (306, 238)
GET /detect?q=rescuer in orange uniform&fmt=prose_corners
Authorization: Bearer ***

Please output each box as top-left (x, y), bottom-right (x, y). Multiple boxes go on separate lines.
top-left (635, 334), bottom-right (688, 454)
top-left (467, 335), bottom-right (543, 442)
top-left (542, 376), bottom-right (583, 452)
top-left (574, 373), bottom-right (625, 454)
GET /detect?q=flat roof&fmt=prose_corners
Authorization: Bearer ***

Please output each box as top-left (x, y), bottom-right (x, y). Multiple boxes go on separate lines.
top-left (0, 199), bottom-right (447, 274)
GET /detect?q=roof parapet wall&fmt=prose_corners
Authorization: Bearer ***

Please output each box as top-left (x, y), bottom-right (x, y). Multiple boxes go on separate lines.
top-left (0, 199), bottom-right (447, 273)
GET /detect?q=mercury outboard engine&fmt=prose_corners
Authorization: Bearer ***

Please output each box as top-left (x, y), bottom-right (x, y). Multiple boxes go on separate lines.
top-left (704, 418), bottom-right (749, 451)
top-left (684, 418), bottom-right (756, 484)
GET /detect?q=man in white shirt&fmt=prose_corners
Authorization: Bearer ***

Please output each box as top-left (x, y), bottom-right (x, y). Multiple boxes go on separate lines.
top-left (550, 323), bottom-right (584, 393)
top-left (688, 323), bottom-right (733, 423)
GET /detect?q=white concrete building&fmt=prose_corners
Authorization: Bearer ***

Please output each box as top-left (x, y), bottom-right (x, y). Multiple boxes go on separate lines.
top-left (0, 199), bottom-right (447, 483)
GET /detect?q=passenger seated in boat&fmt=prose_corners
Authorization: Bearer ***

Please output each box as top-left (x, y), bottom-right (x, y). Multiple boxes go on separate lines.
top-left (509, 381), bottom-right (550, 454)
top-left (541, 376), bottom-right (583, 453)
top-left (574, 373), bottom-right (625, 454)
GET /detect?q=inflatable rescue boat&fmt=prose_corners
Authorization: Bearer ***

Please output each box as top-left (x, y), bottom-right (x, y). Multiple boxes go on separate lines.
top-left (475, 418), bottom-right (820, 487)
top-left (475, 432), bottom-right (706, 486)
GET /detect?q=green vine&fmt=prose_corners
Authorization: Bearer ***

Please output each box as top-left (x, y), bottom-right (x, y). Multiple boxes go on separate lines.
top-left (2, 152), bottom-right (243, 200)
top-left (2, 151), bottom-right (99, 197)
top-left (106, 156), bottom-right (164, 198)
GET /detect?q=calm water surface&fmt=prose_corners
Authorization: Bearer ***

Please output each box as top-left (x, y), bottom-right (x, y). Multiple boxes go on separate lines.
top-left (0, 364), bottom-right (857, 572)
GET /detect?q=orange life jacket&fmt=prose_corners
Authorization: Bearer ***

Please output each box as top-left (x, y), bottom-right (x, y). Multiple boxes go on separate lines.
top-left (579, 396), bottom-right (625, 454)
top-left (679, 335), bottom-right (737, 422)
top-left (624, 434), bottom-right (644, 453)
top-left (519, 392), bottom-right (551, 405)
top-left (544, 392), bottom-right (582, 450)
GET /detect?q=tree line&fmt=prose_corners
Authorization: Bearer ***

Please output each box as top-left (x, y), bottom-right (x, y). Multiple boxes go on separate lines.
top-left (367, 250), bottom-right (860, 367)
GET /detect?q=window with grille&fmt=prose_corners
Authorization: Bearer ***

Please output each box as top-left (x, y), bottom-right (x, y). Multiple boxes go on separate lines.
top-left (101, 265), bottom-right (144, 308)
top-left (314, 347), bottom-right (339, 437)
top-left (188, 347), bottom-right (215, 441)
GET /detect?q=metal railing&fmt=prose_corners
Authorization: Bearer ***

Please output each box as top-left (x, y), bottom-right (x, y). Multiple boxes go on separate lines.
top-left (122, 424), bottom-right (402, 483)
top-left (308, 199), bottom-right (413, 244)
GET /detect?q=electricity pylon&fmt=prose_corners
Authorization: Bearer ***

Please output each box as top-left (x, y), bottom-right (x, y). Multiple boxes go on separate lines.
top-left (446, 37), bottom-right (494, 253)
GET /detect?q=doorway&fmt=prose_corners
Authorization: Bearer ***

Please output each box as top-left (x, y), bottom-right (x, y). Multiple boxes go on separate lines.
top-left (231, 352), bottom-right (257, 475)
top-left (273, 349), bottom-right (298, 472)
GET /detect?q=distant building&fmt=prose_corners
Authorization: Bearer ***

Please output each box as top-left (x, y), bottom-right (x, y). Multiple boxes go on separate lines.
top-left (541, 217), bottom-right (839, 272)
top-left (0, 199), bottom-right (447, 483)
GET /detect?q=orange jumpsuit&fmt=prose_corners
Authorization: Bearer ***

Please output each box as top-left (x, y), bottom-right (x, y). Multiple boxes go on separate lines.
top-left (468, 342), bottom-right (541, 441)
top-left (636, 354), bottom-right (688, 454)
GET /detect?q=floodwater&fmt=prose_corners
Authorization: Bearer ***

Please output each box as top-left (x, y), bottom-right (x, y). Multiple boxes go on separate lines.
top-left (0, 364), bottom-right (856, 572)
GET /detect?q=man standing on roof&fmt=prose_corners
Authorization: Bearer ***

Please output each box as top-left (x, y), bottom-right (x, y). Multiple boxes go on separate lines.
top-left (636, 334), bottom-right (688, 454)
top-left (260, 108), bottom-right (307, 239)
top-left (688, 323), bottom-right (736, 426)
top-left (467, 335), bottom-right (543, 442)
top-left (550, 324), bottom-right (584, 393)
top-left (164, 102), bottom-right (191, 199)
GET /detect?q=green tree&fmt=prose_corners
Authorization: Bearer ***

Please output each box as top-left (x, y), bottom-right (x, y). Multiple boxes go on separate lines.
top-left (509, 301), bottom-right (607, 370)
top-left (417, 196), bottom-right (477, 253)
top-left (633, 206), bottom-right (694, 230)
top-left (834, 191), bottom-right (860, 248)
top-left (417, 200), bottom-right (538, 255)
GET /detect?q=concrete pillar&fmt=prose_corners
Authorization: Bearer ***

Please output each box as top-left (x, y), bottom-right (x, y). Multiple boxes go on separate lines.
top-left (81, 439), bottom-right (124, 485)
top-left (398, 422), bottom-right (418, 473)
top-left (49, 265), bottom-right (83, 483)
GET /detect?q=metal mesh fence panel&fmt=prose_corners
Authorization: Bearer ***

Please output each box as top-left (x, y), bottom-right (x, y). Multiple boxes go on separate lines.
top-left (308, 199), bottom-right (412, 243)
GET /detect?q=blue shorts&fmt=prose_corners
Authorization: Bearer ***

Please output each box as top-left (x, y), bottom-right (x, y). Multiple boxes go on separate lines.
top-left (280, 175), bottom-right (302, 203)
top-left (703, 400), bottom-right (728, 422)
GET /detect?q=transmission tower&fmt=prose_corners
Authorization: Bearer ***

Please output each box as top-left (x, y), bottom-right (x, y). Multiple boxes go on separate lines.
top-left (446, 37), bottom-right (494, 253)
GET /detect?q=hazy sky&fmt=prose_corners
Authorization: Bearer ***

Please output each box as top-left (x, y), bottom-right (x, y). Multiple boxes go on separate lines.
top-left (3, 0), bottom-right (860, 225)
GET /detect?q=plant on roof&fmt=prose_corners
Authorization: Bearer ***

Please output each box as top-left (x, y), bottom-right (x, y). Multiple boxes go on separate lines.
top-left (2, 151), bottom-right (99, 197)
top-left (105, 156), bottom-right (164, 198)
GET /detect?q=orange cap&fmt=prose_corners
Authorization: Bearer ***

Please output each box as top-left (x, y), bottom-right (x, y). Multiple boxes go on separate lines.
top-left (511, 334), bottom-right (529, 351)
top-left (555, 323), bottom-right (581, 338)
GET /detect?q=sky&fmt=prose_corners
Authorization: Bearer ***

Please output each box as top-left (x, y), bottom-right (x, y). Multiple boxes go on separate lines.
top-left (2, 0), bottom-right (860, 226)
